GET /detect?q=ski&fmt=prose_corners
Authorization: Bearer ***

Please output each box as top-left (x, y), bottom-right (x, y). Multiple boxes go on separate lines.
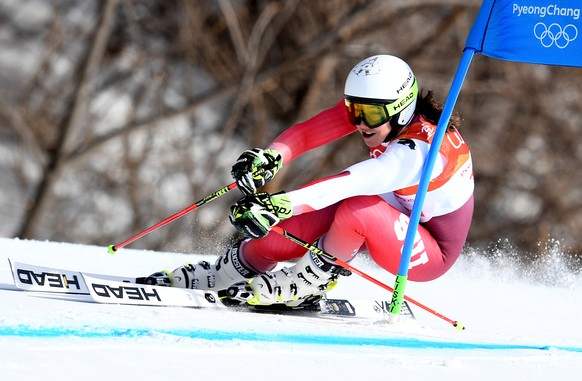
top-left (8, 259), bottom-right (414, 319)
top-left (82, 273), bottom-right (408, 318)
top-left (83, 273), bottom-right (224, 309)
top-left (9, 259), bottom-right (136, 294)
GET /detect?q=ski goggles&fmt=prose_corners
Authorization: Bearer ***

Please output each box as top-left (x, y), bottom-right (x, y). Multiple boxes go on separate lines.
top-left (345, 79), bottom-right (418, 128)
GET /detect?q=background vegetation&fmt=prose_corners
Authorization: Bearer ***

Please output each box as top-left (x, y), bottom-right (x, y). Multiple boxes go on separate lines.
top-left (1, 0), bottom-right (581, 263)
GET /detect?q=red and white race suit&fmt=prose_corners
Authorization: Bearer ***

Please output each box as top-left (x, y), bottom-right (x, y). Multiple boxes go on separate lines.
top-left (242, 100), bottom-right (474, 282)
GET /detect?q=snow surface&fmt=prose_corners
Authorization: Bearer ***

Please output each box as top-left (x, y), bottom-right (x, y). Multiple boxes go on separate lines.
top-left (1, 237), bottom-right (581, 381)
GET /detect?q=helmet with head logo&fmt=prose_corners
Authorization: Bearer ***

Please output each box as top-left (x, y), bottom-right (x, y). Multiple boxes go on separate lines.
top-left (344, 55), bottom-right (418, 133)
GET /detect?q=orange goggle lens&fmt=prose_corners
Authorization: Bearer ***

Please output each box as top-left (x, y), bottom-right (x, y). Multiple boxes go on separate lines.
top-left (345, 101), bottom-right (391, 128)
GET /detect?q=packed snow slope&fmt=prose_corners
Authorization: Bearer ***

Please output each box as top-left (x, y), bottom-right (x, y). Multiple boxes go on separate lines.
top-left (1, 237), bottom-right (581, 381)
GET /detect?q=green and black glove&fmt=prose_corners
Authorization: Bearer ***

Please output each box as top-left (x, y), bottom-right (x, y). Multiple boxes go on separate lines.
top-left (229, 192), bottom-right (292, 239)
top-left (231, 148), bottom-right (282, 195)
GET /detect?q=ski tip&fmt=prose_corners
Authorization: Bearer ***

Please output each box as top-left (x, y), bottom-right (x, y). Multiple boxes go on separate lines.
top-left (107, 245), bottom-right (117, 255)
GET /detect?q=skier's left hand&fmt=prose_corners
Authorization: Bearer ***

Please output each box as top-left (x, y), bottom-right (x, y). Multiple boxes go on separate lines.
top-left (229, 192), bottom-right (292, 238)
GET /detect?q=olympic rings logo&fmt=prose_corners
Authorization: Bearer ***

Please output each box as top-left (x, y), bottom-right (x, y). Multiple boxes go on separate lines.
top-left (533, 22), bottom-right (578, 48)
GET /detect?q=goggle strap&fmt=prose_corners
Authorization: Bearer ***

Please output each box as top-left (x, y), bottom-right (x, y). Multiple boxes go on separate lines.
top-left (386, 79), bottom-right (418, 117)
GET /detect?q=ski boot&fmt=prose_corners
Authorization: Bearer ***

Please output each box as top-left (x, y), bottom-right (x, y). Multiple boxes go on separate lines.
top-left (247, 240), bottom-right (350, 307)
top-left (140, 240), bottom-right (257, 304)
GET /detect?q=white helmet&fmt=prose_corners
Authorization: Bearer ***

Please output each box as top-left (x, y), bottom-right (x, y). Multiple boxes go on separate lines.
top-left (344, 55), bottom-right (418, 130)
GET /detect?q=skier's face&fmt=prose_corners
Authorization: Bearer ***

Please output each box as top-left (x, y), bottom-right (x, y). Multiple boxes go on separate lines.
top-left (356, 121), bottom-right (391, 147)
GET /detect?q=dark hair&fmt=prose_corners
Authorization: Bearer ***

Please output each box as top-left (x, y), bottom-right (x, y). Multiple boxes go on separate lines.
top-left (415, 90), bottom-right (461, 130)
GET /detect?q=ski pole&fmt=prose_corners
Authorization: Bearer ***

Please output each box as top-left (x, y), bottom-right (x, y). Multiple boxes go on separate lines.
top-left (108, 182), bottom-right (238, 254)
top-left (271, 226), bottom-right (465, 330)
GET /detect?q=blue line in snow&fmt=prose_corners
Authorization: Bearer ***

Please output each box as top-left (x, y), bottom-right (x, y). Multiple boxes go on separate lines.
top-left (1, 325), bottom-right (581, 353)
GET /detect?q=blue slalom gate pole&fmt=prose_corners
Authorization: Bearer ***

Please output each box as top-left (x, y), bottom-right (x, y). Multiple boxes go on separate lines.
top-left (387, 49), bottom-right (475, 324)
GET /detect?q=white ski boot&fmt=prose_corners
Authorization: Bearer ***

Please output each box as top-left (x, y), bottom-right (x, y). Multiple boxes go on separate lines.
top-left (247, 240), bottom-right (350, 307)
top-left (142, 240), bottom-right (257, 303)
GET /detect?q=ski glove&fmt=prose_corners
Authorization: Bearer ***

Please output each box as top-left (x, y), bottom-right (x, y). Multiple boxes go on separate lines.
top-left (229, 192), bottom-right (292, 239)
top-left (231, 148), bottom-right (282, 195)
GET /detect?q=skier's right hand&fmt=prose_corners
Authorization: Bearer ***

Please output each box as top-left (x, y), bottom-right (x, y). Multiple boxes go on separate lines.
top-left (231, 148), bottom-right (282, 195)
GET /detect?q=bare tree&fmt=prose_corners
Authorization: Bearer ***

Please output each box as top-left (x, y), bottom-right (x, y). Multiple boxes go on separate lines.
top-left (0, 0), bottom-right (581, 261)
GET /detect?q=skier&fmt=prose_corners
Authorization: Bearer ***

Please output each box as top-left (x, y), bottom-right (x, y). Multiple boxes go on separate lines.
top-left (146, 54), bottom-right (474, 307)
